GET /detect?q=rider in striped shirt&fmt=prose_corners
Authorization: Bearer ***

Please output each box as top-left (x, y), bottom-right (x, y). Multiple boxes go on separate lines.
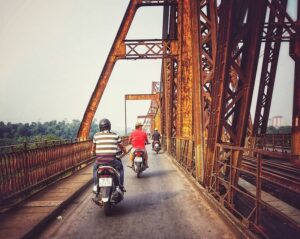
top-left (92, 118), bottom-right (127, 193)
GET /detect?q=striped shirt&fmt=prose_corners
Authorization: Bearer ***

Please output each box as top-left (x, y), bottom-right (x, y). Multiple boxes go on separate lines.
top-left (93, 131), bottom-right (122, 158)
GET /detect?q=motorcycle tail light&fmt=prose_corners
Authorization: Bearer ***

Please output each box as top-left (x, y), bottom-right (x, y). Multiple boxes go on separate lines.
top-left (135, 152), bottom-right (142, 156)
top-left (98, 167), bottom-right (114, 174)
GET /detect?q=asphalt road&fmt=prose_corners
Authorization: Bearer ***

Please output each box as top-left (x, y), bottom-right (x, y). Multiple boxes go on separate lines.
top-left (38, 146), bottom-right (236, 239)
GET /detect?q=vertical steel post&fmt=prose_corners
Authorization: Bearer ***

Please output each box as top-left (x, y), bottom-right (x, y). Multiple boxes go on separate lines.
top-left (191, 0), bottom-right (205, 181)
top-left (176, 0), bottom-right (202, 168)
top-left (291, 4), bottom-right (300, 160)
top-left (255, 153), bottom-right (262, 225)
top-left (253, 0), bottom-right (288, 136)
top-left (205, 0), bottom-right (267, 187)
top-left (125, 98), bottom-right (127, 136)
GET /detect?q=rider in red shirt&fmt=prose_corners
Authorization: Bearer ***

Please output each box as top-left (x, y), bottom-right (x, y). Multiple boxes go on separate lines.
top-left (128, 122), bottom-right (150, 167)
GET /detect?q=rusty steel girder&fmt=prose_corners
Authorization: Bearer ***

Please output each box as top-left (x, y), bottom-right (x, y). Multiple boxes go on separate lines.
top-left (78, 0), bottom-right (176, 139)
top-left (138, 114), bottom-right (155, 119)
top-left (253, 0), bottom-right (288, 136)
top-left (125, 82), bottom-right (161, 134)
top-left (125, 93), bottom-right (159, 102)
top-left (120, 39), bottom-right (177, 59)
top-left (161, 3), bottom-right (178, 151)
top-left (291, 5), bottom-right (300, 159)
top-left (77, 0), bottom-right (138, 138)
top-left (205, 0), bottom-right (267, 187)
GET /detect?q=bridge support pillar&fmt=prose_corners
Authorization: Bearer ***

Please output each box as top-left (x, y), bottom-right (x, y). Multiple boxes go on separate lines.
top-left (291, 10), bottom-right (300, 162)
top-left (175, 0), bottom-right (204, 178)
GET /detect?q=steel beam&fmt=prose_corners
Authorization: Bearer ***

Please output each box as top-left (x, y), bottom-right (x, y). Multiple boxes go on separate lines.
top-left (138, 0), bottom-right (178, 7)
top-left (253, 0), bottom-right (288, 135)
top-left (138, 114), bottom-right (155, 119)
top-left (125, 93), bottom-right (159, 102)
top-left (190, 0), bottom-right (205, 181)
top-left (205, 0), bottom-right (267, 187)
top-left (78, 0), bottom-right (139, 138)
top-left (161, 3), bottom-right (178, 152)
top-left (120, 39), bottom-right (177, 59)
top-left (198, 0), bottom-right (218, 181)
top-left (291, 4), bottom-right (300, 159)
top-left (174, 0), bottom-right (203, 172)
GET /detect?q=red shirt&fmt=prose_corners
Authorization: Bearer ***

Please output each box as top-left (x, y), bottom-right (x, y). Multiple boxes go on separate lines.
top-left (129, 129), bottom-right (148, 149)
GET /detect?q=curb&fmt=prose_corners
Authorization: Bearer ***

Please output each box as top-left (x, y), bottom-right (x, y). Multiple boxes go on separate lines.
top-left (22, 177), bottom-right (93, 239)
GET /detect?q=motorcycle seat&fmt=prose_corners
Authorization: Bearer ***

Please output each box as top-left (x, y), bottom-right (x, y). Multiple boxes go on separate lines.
top-left (95, 157), bottom-right (114, 165)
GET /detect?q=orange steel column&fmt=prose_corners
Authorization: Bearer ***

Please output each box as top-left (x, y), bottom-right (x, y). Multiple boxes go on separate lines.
top-left (176, 0), bottom-right (202, 170)
top-left (77, 0), bottom-right (138, 138)
top-left (161, 4), bottom-right (177, 152)
top-left (190, 0), bottom-right (204, 181)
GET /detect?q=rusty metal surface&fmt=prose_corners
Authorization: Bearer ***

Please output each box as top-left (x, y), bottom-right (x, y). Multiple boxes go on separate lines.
top-left (0, 164), bottom-right (93, 239)
top-left (77, 0), bottom-right (139, 138)
top-left (0, 137), bottom-right (129, 207)
top-left (291, 5), bottom-right (300, 159)
top-left (0, 140), bottom-right (92, 205)
top-left (253, 0), bottom-right (288, 135)
top-left (26, 0), bottom-right (298, 237)
top-left (78, 0), bottom-right (178, 138)
top-left (121, 39), bottom-right (177, 59)
top-left (125, 93), bottom-right (159, 102)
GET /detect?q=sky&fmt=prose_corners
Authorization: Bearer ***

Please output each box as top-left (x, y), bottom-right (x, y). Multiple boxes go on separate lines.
top-left (0, 0), bottom-right (297, 134)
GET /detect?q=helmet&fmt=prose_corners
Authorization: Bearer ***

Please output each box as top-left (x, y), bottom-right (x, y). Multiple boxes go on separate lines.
top-left (154, 128), bottom-right (158, 131)
top-left (99, 118), bottom-right (111, 131)
top-left (135, 121), bottom-right (142, 128)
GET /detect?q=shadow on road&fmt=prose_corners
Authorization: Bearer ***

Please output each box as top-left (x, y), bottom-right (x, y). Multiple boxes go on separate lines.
top-left (134, 169), bottom-right (176, 179)
top-left (108, 190), bottom-right (179, 217)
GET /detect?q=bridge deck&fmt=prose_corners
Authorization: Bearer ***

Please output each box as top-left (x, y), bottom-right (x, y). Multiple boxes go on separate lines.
top-left (0, 146), bottom-right (236, 239)
top-left (0, 164), bottom-right (93, 239)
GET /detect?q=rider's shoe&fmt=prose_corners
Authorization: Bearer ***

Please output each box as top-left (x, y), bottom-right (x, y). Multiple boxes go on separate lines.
top-left (92, 185), bottom-right (97, 194)
top-left (119, 185), bottom-right (126, 192)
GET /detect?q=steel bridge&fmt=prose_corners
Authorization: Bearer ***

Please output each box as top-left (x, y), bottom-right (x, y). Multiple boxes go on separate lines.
top-left (0, 0), bottom-right (299, 238)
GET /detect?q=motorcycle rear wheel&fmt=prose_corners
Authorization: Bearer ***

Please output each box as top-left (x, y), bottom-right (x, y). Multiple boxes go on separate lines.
top-left (136, 164), bottom-right (141, 178)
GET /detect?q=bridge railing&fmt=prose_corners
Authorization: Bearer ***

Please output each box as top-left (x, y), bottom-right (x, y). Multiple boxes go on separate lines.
top-left (209, 143), bottom-right (298, 235)
top-left (0, 136), bottom-right (129, 207)
top-left (162, 135), bottom-right (297, 235)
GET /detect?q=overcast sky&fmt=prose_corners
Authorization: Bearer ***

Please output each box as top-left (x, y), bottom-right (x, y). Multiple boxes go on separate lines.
top-left (0, 0), bottom-right (297, 134)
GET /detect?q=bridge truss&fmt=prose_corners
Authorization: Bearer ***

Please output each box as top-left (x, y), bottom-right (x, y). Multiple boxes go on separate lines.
top-left (74, 0), bottom-right (299, 236)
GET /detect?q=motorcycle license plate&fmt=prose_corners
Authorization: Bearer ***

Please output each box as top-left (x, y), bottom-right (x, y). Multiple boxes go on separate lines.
top-left (135, 157), bottom-right (143, 162)
top-left (99, 177), bottom-right (112, 187)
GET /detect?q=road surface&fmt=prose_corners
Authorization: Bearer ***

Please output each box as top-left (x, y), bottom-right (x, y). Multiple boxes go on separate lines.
top-left (39, 146), bottom-right (236, 239)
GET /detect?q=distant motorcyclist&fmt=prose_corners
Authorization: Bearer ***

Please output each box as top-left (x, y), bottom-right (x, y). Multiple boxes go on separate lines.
top-left (128, 122), bottom-right (150, 168)
top-left (152, 128), bottom-right (161, 149)
top-left (91, 118), bottom-right (127, 193)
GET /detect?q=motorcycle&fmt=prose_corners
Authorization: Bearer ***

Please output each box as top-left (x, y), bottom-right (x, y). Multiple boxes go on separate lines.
top-left (153, 140), bottom-right (161, 154)
top-left (92, 158), bottom-right (124, 216)
top-left (132, 149), bottom-right (147, 178)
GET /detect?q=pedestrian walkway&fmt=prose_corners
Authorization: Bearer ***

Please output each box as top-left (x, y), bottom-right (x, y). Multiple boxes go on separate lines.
top-left (0, 163), bottom-right (93, 239)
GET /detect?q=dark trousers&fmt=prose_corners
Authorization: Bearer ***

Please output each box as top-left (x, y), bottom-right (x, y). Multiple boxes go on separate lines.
top-left (93, 159), bottom-right (124, 186)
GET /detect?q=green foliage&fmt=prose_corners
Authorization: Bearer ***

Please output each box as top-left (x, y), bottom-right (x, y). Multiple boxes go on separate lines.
top-left (0, 120), bottom-right (99, 146)
top-left (266, 126), bottom-right (292, 134)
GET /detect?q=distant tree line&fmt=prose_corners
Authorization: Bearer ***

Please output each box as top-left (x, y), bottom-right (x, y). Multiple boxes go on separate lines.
top-left (0, 120), bottom-right (99, 146)
top-left (266, 126), bottom-right (292, 134)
